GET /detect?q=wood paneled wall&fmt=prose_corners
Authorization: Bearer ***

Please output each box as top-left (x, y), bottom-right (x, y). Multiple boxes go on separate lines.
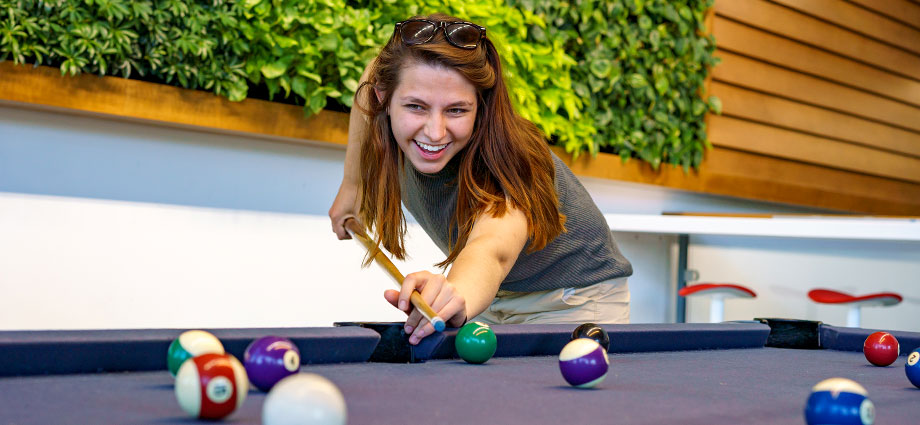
top-left (2, 0), bottom-right (919, 214)
top-left (707, 0), bottom-right (920, 211)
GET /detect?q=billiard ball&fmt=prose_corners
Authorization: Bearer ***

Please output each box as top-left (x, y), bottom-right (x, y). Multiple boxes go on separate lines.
top-left (863, 331), bottom-right (899, 367)
top-left (455, 321), bottom-right (497, 364)
top-left (905, 348), bottom-right (920, 389)
top-left (263, 373), bottom-right (347, 425)
top-left (174, 353), bottom-right (248, 420)
top-left (804, 377), bottom-right (874, 425)
top-left (571, 323), bottom-right (610, 352)
top-left (244, 336), bottom-right (301, 392)
top-left (167, 330), bottom-right (224, 377)
top-left (558, 338), bottom-right (608, 388)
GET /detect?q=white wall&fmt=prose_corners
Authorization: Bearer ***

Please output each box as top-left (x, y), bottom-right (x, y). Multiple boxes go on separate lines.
top-left (685, 236), bottom-right (920, 330)
top-left (2, 104), bottom-right (917, 331)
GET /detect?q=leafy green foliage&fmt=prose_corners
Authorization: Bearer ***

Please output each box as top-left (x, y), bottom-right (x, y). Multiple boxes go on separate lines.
top-left (514, 0), bottom-right (719, 169)
top-left (0, 0), bottom-right (717, 170)
top-left (1, 0), bottom-right (250, 100)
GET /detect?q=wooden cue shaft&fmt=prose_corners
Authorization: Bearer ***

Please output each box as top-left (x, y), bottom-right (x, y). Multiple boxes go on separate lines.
top-left (343, 218), bottom-right (444, 329)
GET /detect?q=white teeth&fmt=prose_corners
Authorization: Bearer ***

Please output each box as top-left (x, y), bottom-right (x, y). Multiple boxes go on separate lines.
top-left (415, 140), bottom-right (448, 152)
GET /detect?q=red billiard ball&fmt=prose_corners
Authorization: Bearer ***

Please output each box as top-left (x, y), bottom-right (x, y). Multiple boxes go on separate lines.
top-left (863, 331), bottom-right (899, 367)
top-left (175, 353), bottom-right (249, 420)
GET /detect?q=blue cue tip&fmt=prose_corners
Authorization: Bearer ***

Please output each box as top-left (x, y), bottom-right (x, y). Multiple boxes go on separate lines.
top-left (432, 318), bottom-right (446, 332)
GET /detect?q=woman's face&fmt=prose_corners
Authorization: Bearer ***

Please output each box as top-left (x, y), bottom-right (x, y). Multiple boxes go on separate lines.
top-left (386, 62), bottom-right (478, 174)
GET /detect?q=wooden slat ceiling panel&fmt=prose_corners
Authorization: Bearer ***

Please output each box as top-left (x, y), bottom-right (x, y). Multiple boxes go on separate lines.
top-left (712, 50), bottom-right (920, 133)
top-left (709, 115), bottom-right (920, 182)
top-left (772, 0), bottom-right (920, 54)
top-left (847, 0), bottom-right (920, 30)
top-left (711, 81), bottom-right (920, 156)
top-left (714, 0), bottom-right (920, 80)
top-left (714, 16), bottom-right (920, 107)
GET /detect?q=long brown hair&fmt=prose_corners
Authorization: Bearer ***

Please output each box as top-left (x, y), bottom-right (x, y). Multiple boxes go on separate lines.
top-left (357, 13), bottom-right (565, 267)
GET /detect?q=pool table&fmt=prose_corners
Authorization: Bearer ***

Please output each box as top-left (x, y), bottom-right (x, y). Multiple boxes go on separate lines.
top-left (1, 321), bottom-right (918, 424)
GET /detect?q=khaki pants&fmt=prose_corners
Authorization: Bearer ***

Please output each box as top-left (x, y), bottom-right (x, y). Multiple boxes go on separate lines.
top-left (472, 277), bottom-right (630, 325)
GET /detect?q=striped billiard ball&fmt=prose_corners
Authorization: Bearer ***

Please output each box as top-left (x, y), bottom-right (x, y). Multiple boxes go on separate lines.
top-left (804, 378), bottom-right (874, 425)
top-left (174, 353), bottom-right (249, 420)
top-left (166, 330), bottom-right (224, 377)
top-left (558, 338), bottom-right (608, 388)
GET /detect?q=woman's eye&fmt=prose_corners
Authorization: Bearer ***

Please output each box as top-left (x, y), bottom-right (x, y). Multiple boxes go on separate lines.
top-left (448, 108), bottom-right (467, 114)
top-left (405, 104), bottom-right (423, 111)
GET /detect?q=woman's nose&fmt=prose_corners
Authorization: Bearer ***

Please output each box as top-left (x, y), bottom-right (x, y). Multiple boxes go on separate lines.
top-left (424, 113), bottom-right (447, 142)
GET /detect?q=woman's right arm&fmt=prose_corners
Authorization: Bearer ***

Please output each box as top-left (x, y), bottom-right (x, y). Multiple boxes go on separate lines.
top-left (328, 61), bottom-right (375, 240)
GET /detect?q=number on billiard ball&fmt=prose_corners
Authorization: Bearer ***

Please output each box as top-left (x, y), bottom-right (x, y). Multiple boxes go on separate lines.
top-left (174, 353), bottom-right (248, 420)
top-left (906, 349), bottom-right (920, 389)
top-left (804, 378), bottom-right (874, 425)
top-left (244, 336), bottom-right (302, 392)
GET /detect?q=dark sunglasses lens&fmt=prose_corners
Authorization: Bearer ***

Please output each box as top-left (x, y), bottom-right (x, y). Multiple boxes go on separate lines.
top-left (446, 23), bottom-right (481, 48)
top-left (401, 21), bottom-right (436, 44)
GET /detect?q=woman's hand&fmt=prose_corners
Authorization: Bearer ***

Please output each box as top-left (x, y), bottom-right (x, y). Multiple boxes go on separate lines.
top-left (328, 181), bottom-right (360, 240)
top-left (383, 271), bottom-right (468, 345)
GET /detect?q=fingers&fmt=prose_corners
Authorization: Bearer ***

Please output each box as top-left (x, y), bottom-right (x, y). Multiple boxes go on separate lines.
top-left (328, 182), bottom-right (359, 240)
top-left (383, 289), bottom-right (402, 311)
top-left (387, 272), bottom-right (468, 345)
top-left (403, 275), bottom-right (467, 345)
top-left (402, 272), bottom-right (441, 333)
top-left (398, 272), bottom-right (430, 315)
top-left (407, 298), bottom-right (466, 345)
top-left (332, 215), bottom-right (355, 240)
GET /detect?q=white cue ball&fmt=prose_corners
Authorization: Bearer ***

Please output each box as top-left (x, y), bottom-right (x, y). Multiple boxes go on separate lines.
top-left (262, 373), bottom-right (347, 425)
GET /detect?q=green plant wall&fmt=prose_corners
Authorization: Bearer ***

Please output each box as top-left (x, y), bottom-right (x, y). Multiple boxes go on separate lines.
top-left (0, 0), bottom-right (718, 170)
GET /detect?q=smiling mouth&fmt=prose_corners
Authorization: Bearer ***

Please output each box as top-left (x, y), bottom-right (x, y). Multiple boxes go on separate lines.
top-left (414, 140), bottom-right (449, 152)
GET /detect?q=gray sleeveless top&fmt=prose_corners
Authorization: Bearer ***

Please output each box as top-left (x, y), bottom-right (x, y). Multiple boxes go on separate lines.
top-left (400, 151), bottom-right (632, 292)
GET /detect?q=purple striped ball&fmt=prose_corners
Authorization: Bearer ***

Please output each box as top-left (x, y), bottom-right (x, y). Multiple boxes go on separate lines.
top-left (559, 338), bottom-right (608, 388)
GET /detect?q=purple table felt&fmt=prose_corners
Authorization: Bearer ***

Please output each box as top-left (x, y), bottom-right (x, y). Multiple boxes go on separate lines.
top-left (1, 323), bottom-right (919, 424)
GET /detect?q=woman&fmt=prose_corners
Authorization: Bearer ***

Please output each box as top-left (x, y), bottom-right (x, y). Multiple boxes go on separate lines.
top-left (329, 14), bottom-right (632, 345)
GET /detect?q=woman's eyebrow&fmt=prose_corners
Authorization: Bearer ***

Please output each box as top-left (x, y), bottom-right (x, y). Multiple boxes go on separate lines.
top-left (445, 100), bottom-right (475, 108)
top-left (399, 96), bottom-right (474, 108)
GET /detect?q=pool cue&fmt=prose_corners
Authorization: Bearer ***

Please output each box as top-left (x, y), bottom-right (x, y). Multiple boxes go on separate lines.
top-left (344, 218), bottom-right (446, 332)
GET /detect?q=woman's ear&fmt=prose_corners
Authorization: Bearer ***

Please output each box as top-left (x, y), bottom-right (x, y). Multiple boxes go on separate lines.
top-left (374, 86), bottom-right (385, 105)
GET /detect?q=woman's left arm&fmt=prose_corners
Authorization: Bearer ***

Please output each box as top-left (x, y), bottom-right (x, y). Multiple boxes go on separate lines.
top-left (385, 205), bottom-right (529, 344)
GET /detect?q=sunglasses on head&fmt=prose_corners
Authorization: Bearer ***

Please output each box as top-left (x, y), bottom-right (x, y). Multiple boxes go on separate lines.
top-left (394, 19), bottom-right (487, 50)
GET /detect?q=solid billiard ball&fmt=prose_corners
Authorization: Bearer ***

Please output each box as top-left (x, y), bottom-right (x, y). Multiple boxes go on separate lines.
top-left (263, 373), bottom-right (347, 425)
top-left (455, 321), bottom-right (497, 364)
top-left (174, 353), bottom-right (249, 420)
top-left (571, 323), bottom-right (610, 352)
top-left (905, 348), bottom-right (920, 389)
top-left (558, 338), bottom-right (608, 388)
top-left (244, 336), bottom-right (301, 392)
top-left (804, 377), bottom-right (874, 425)
top-left (167, 330), bottom-right (224, 377)
top-left (863, 331), bottom-right (899, 367)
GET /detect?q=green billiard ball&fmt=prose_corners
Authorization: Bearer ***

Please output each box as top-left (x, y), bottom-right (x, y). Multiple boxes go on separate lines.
top-left (167, 330), bottom-right (225, 377)
top-left (455, 322), bottom-right (497, 364)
